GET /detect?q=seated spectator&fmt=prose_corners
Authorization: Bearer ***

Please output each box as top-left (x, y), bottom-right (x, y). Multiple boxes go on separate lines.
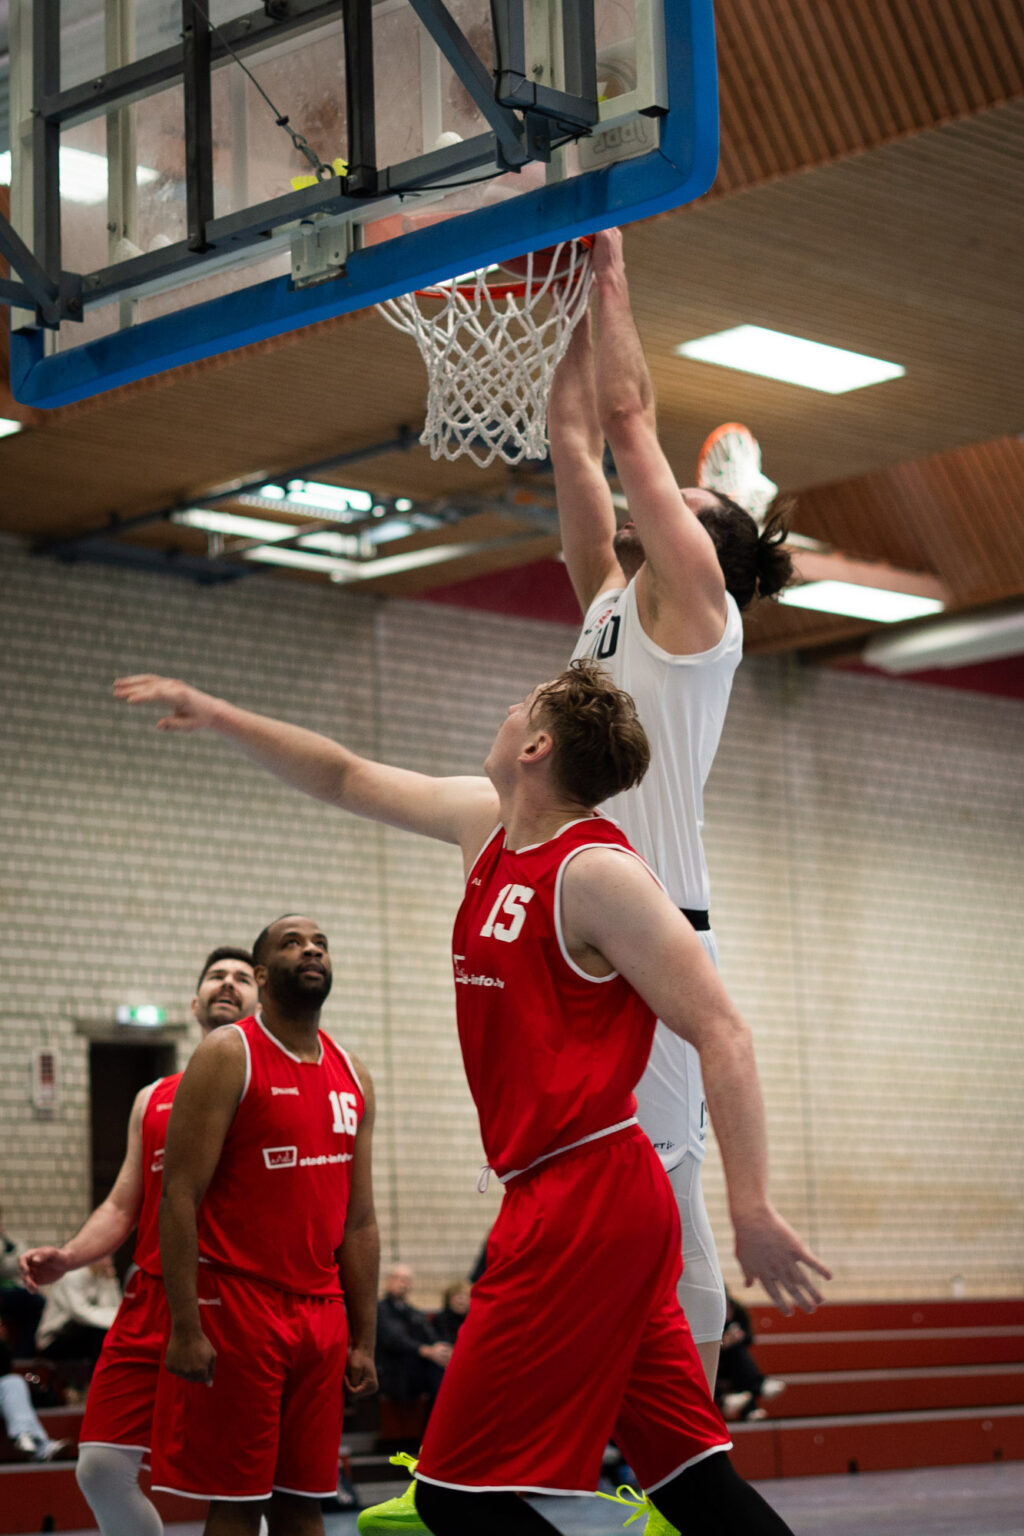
top-left (715, 1291), bottom-right (786, 1421)
top-left (433, 1279), bottom-right (471, 1346)
top-left (35, 1258), bottom-right (120, 1373)
top-left (0, 1324), bottom-right (72, 1462)
top-left (376, 1263), bottom-right (451, 1404)
top-left (0, 1206), bottom-right (45, 1358)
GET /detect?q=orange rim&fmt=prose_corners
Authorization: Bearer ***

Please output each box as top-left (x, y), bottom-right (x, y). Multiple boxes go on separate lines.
top-left (696, 421), bottom-right (759, 481)
top-left (415, 235), bottom-right (596, 303)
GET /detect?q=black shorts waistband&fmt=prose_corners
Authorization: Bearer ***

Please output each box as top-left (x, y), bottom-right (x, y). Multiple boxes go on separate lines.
top-left (680, 907), bottom-right (710, 932)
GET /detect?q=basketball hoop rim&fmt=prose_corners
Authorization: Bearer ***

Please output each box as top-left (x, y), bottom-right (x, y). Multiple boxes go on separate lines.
top-left (412, 235), bottom-right (596, 304)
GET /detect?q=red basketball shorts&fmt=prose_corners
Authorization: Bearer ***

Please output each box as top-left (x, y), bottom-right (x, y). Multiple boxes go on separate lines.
top-left (79, 1266), bottom-right (168, 1452)
top-left (151, 1268), bottom-right (348, 1501)
top-left (416, 1126), bottom-right (731, 1495)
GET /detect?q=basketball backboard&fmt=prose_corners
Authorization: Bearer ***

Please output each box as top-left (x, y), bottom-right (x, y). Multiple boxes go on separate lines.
top-left (2, 0), bottom-right (717, 409)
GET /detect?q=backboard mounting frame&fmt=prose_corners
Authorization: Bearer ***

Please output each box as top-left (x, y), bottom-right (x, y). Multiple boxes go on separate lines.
top-left (5, 0), bottom-right (718, 409)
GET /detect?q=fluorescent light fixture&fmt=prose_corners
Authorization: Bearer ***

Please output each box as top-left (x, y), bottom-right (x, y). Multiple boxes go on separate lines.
top-left (779, 581), bottom-right (944, 623)
top-left (285, 480), bottom-right (373, 515)
top-left (368, 520), bottom-right (417, 546)
top-left (258, 484), bottom-right (286, 499)
top-left (173, 508), bottom-right (296, 542)
top-left (864, 605), bottom-right (1024, 672)
top-left (244, 546), bottom-right (359, 575)
top-left (300, 531), bottom-right (360, 555)
top-left (0, 149), bottom-right (160, 206)
top-left (246, 538), bottom-right (494, 582)
top-left (0, 418), bottom-right (25, 438)
top-left (675, 325), bottom-right (905, 394)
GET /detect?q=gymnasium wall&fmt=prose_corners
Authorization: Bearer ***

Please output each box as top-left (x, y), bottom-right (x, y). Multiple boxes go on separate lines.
top-left (1, 534), bottom-right (1021, 1303)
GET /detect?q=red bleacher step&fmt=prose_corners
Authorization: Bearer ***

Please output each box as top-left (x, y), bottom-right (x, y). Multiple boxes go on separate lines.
top-left (753, 1327), bottom-right (1024, 1375)
top-left (749, 1299), bottom-right (1024, 1335)
top-left (760, 1363), bottom-right (1024, 1419)
top-left (728, 1406), bottom-right (1024, 1481)
top-left (0, 1464), bottom-right (204, 1535)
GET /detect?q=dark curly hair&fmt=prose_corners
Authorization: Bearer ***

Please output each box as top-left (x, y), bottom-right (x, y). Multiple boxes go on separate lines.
top-left (697, 494), bottom-right (795, 610)
top-left (532, 659), bottom-right (650, 808)
top-left (196, 946), bottom-right (254, 991)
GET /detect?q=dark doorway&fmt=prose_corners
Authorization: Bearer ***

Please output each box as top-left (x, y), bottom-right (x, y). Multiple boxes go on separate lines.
top-left (89, 1040), bottom-right (178, 1278)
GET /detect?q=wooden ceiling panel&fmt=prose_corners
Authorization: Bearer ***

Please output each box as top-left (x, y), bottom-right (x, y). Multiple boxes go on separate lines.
top-left (713, 0), bottom-right (1024, 194)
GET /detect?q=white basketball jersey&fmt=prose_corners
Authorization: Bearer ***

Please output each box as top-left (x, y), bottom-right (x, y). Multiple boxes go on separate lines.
top-left (571, 578), bottom-right (743, 1165)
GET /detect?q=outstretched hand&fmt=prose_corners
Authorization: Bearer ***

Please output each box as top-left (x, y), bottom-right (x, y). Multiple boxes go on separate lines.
top-left (113, 674), bottom-right (220, 732)
top-left (733, 1206), bottom-right (832, 1316)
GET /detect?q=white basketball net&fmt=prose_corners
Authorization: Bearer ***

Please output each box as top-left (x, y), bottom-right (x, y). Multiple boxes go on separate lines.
top-left (697, 423), bottom-right (779, 525)
top-left (376, 241), bottom-right (595, 469)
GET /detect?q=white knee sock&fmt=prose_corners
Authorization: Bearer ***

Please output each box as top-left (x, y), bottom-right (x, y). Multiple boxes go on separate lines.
top-left (77, 1445), bottom-right (163, 1536)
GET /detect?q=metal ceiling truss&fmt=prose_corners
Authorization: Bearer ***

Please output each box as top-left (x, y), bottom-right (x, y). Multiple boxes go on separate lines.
top-left (2, 0), bottom-right (599, 331)
top-left (35, 425), bottom-right (559, 583)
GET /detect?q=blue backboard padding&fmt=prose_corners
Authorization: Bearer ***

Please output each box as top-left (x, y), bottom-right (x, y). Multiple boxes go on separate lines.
top-left (11, 0), bottom-right (717, 409)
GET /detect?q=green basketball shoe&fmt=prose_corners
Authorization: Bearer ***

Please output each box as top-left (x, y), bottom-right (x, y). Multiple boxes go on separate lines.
top-left (596, 1483), bottom-right (681, 1535)
top-left (356, 1454), bottom-right (428, 1535)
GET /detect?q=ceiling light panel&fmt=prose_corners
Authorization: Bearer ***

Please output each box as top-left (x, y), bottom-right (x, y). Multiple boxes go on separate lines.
top-left (779, 581), bottom-right (945, 623)
top-left (172, 509), bottom-right (296, 541)
top-left (675, 325), bottom-right (905, 394)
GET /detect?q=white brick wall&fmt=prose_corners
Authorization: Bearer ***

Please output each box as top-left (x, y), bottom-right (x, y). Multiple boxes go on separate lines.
top-left (1, 535), bottom-right (1022, 1305)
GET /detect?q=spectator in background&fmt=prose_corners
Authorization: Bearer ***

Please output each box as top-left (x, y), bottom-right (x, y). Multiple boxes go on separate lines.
top-left (0, 1322), bottom-right (72, 1461)
top-left (716, 1291), bottom-right (787, 1422)
top-left (0, 1207), bottom-right (45, 1357)
top-left (36, 1258), bottom-right (120, 1373)
top-left (432, 1281), bottom-right (471, 1347)
top-left (376, 1264), bottom-right (451, 1405)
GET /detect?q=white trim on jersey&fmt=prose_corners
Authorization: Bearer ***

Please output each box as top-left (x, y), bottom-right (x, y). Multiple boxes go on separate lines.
top-left (498, 1116), bottom-right (639, 1185)
top-left (336, 1044), bottom-right (362, 1095)
top-left (645, 1441), bottom-right (733, 1492)
top-left (463, 823), bottom-right (504, 887)
top-left (139, 1076), bottom-right (165, 1117)
top-left (227, 1023), bottom-right (252, 1103)
top-left (252, 1009), bottom-right (323, 1066)
top-left (151, 1484), bottom-right (271, 1502)
top-left (553, 842), bottom-right (668, 981)
top-left (508, 813), bottom-right (603, 856)
top-left (415, 1470), bottom-right (601, 1497)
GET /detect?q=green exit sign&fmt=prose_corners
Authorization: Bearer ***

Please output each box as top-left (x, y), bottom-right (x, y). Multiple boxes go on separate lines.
top-left (115, 1005), bottom-right (166, 1026)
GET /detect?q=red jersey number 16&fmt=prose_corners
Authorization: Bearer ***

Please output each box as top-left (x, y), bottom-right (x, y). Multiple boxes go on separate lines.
top-left (329, 1090), bottom-right (359, 1136)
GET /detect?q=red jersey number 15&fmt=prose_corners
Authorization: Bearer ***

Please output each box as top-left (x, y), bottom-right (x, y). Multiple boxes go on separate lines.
top-left (479, 884), bottom-right (535, 944)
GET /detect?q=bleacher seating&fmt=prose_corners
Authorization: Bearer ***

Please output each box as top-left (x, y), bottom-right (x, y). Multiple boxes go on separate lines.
top-left (3, 1301), bottom-right (1021, 1530)
top-left (726, 1299), bottom-right (1024, 1480)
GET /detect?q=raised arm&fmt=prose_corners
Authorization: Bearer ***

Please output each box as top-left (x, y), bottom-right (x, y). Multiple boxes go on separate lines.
top-left (336, 1054), bottom-right (380, 1399)
top-left (159, 1027), bottom-right (246, 1383)
top-left (20, 1086), bottom-right (147, 1290)
top-left (562, 848), bottom-right (832, 1314)
top-left (591, 230), bottom-right (727, 652)
top-left (113, 675), bottom-right (499, 866)
top-left (547, 312), bottom-right (623, 612)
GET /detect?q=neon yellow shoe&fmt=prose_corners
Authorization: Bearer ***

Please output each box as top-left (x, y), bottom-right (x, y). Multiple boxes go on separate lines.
top-left (356, 1453), bottom-right (428, 1534)
top-left (596, 1483), bottom-right (681, 1535)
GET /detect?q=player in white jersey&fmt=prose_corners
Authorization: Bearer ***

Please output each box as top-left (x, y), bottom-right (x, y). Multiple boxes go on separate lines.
top-left (548, 229), bottom-right (793, 1387)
